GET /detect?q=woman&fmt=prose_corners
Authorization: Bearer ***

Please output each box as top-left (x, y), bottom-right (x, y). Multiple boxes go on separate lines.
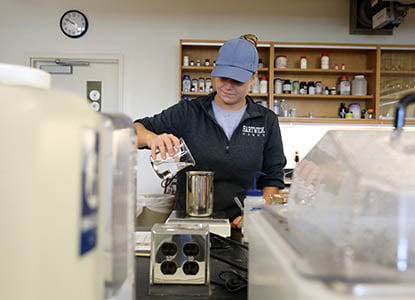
top-left (135, 34), bottom-right (286, 227)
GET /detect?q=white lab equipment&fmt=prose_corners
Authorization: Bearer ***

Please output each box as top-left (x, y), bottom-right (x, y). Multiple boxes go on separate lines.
top-left (0, 63), bottom-right (136, 300)
top-left (248, 129), bottom-right (415, 300)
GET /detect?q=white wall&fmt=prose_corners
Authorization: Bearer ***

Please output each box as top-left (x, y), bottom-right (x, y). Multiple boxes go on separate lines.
top-left (2, 0), bottom-right (415, 193)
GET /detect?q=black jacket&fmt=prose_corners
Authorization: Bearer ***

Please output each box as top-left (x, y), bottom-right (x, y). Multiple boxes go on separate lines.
top-left (136, 92), bottom-right (286, 220)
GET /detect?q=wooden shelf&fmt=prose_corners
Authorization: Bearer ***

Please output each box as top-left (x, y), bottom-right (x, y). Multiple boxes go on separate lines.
top-left (181, 92), bottom-right (268, 98)
top-left (274, 68), bottom-right (374, 74)
top-left (377, 119), bottom-right (415, 125)
top-left (182, 92), bottom-right (208, 96)
top-left (182, 66), bottom-right (213, 71)
top-left (273, 94), bottom-right (373, 100)
top-left (249, 93), bottom-right (268, 97)
top-left (182, 66), bottom-right (269, 72)
top-left (381, 70), bottom-right (415, 76)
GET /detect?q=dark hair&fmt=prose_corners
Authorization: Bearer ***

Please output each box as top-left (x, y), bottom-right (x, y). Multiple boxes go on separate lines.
top-left (241, 34), bottom-right (258, 47)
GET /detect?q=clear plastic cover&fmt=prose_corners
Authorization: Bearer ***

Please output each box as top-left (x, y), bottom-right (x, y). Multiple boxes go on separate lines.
top-left (286, 129), bottom-right (415, 283)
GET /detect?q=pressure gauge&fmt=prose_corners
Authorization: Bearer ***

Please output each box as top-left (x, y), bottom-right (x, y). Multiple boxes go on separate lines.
top-left (60, 10), bottom-right (88, 38)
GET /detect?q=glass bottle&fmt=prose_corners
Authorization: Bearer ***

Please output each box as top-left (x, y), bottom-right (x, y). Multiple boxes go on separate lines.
top-left (307, 81), bottom-right (316, 95)
top-left (339, 102), bottom-right (347, 119)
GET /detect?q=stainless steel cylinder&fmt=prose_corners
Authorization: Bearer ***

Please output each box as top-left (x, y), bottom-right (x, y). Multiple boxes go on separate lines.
top-left (186, 171), bottom-right (214, 217)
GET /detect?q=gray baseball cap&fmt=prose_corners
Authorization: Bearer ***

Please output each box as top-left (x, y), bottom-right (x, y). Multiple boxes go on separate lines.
top-left (211, 37), bottom-right (258, 83)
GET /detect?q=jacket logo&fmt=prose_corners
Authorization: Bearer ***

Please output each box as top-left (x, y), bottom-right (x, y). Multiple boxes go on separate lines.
top-left (242, 125), bottom-right (265, 137)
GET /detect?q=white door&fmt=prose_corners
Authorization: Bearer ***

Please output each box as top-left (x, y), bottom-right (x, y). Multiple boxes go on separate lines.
top-left (29, 55), bottom-right (122, 113)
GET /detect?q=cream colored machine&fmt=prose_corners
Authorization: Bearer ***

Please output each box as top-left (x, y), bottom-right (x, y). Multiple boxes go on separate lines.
top-left (0, 64), bottom-right (136, 300)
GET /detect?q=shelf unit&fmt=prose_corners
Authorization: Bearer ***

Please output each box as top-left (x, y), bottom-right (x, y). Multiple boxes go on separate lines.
top-left (180, 40), bottom-right (415, 124)
top-left (379, 45), bottom-right (415, 121)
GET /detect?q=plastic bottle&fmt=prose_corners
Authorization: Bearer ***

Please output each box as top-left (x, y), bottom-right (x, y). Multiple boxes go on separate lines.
top-left (321, 53), bottom-right (330, 69)
top-left (352, 75), bottom-right (367, 96)
top-left (182, 75), bottom-right (191, 92)
top-left (290, 107), bottom-right (297, 118)
top-left (280, 99), bottom-right (289, 117)
top-left (273, 99), bottom-right (280, 116)
top-left (316, 81), bottom-right (323, 94)
top-left (258, 58), bottom-right (264, 68)
top-left (205, 78), bottom-right (212, 92)
top-left (183, 56), bottom-right (189, 66)
top-left (260, 77), bottom-right (268, 94)
top-left (348, 103), bottom-right (362, 119)
top-left (275, 55), bottom-right (288, 68)
top-left (198, 78), bottom-right (205, 92)
top-left (252, 76), bottom-right (260, 93)
top-left (274, 78), bottom-right (283, 94)
top-left (300, 56), bottom-right (307, 69)
top-left (191, 78), bottom-right (198, 92)
top-left (242, 172), bottom-right (265, 243)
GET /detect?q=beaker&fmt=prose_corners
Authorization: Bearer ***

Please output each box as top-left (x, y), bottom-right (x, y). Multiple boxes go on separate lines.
top-left (186, 171), bottom-right (214, 217)
top-left (150, 138), bottom-right (195, 180)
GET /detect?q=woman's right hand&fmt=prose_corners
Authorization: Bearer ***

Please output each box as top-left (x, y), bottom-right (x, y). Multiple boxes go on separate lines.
top-left (148, 133), bottom-right (180, 160)
top-left (231, 216), bottom-right (243, 229)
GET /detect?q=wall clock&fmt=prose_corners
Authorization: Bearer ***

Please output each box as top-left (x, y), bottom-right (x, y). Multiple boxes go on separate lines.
top-left (60, 10), bottom-right (88, 38)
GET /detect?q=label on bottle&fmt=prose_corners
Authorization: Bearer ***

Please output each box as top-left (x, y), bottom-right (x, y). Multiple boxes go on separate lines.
top-left (283, 83), bottom-right (291, 93)
top-left (275, 80), bottom-right (282, 94)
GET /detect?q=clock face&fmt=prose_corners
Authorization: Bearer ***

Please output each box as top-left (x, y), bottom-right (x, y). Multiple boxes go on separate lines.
top-left (60, 10), bottom-right (88, 38)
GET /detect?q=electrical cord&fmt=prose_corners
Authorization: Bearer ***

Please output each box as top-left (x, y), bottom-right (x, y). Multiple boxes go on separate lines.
top-left (161, 177), bottom-right (174, 189)
top-left (210, 253), bottom-right (247, 272)
top-left (209, 233), bottom-right (248, 292)
top-left (211, 270), bottom-right (247, 292)
top-left (210, 232), bottom-right (248, 250)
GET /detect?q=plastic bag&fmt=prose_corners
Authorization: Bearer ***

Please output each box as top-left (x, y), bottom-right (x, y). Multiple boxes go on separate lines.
top-left (136, 194), bottom-right (175, 217)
